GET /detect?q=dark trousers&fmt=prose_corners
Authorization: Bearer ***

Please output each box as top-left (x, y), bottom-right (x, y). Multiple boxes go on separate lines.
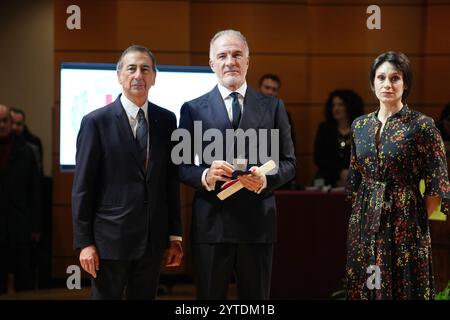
top-left (91, 246), bottom-right (164, 300)
top-left (192, 243), bottom-right (273, 300)
top-left (0, 243), bottom-right (34, 294)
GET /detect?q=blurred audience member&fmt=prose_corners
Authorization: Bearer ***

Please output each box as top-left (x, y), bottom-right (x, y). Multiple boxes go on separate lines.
top-left (259, 73), bottom-right (281, 98)
top-left (10, 108), bottom-right (43, 173)
top-left (0, 104), bottom-right (41, 293)
top-left (259, 74), bottom-right (297, 189)
top-left (9, 107), bottom-right (51, 288)
top-left (437, 102), bottom-right (450, 155)
top-left (314, 89), bottom-right (364, 187)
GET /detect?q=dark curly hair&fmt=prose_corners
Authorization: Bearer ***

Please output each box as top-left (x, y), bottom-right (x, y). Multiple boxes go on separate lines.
top-left (324, 89), bottom-right (364, 124)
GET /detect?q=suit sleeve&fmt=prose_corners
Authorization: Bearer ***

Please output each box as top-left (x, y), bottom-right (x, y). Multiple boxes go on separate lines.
top-left (263, 99), bottom-right (296, 193)
top-left (166, 112), bottom-right (182, 237)
top-left (178, 102), bottom-right (210, 190)
top-left (71, 115), bottom-right (101, 249)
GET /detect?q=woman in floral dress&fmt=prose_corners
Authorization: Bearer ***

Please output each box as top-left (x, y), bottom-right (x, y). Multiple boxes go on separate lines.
top-left (346, 51), bottom-right (450, 299)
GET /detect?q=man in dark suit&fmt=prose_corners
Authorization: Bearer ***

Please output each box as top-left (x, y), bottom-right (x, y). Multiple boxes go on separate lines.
top-left (72, 45), bottom-right (183, 299)
top-left (178, 30), bottom-right (296, 299)
top-left (0, 104), bottom-right (41, 293)
top-left (9, 108), bottom-right (43, 173)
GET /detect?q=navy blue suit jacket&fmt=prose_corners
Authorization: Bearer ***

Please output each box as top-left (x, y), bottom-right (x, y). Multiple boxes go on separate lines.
top-left (178, 85), bottom-right (296, 243)
top-left (72, 95), bottom-right (181, 260)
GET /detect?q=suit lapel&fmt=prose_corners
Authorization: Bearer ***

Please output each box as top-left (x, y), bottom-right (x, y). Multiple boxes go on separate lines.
top-left (208, 86), bottom-right (233, 134)
top-left (145, 102), bottom-right (159, 182)
top-left (112, 96), bottom-right (145, 173)
top-left (239, 86), bottom-right (266, 131)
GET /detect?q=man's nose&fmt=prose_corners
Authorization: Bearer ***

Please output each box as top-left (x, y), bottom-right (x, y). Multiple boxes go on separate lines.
top-left (134, 69), bottom-right (143, 79)
top-left (225, 55), bottom-right (235, 65)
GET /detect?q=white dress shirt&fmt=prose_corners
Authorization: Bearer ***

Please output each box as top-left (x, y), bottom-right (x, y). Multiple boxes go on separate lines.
top-left (120, 94), bottom-right (182, 242)
top-left (120, 93), bottom-right (149, 157)
top-left (200, 83), bottom-right (267, 193)
top-left (217, 82), bottom-right (247, 124)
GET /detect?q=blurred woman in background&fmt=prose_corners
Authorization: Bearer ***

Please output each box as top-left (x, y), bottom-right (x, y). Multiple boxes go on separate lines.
top-left (314, 89), bottom-right (364, 187)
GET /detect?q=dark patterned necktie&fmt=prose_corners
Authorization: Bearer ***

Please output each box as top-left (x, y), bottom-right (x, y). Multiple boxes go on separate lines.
top-left (136, 108), bottom-right (148, 167)
top-left (230, 92), bottom-right (241, 129)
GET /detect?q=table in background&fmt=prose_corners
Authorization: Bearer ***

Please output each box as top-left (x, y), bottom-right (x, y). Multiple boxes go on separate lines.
top-left (271, 190), bottom-right (351, 299)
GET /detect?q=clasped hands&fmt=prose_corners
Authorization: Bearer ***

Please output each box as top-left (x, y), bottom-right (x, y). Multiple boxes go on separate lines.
top-left (205, 160), bottom-right (265, 192)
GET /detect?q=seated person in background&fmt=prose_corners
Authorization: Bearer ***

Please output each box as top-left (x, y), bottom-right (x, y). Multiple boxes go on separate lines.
top-left (437, 102), bottom-right (450, 155)
top-left (313, 89), bottom-right (364, 187)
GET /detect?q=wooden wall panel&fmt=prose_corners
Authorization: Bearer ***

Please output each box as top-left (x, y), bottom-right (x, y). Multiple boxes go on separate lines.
top-left (190, 2), bottom-right (307, 54)
top-left (53, 206), bottom-right (75, 257)
top-left (308, 0), bottom-right (424, 4)
top-left (423, 57), bottom-right (450, 105)
top-left (309, 5), bottom-right (425, 54)
top-left (425, 5), bottom-right (450, 53)
top-left (116, 1), bottom-right (189, 51)
top-left (52, 257), bottom-right (80, 279)
top-left (422, 106), bottom-right (446, 123)
top-left (288, 105), bottom-right (311, 155)
top-left (247, 55), bottom-right (308, 104)
top-left (55, 0), bottom-right (118, 50)
top-left (53, 155), bottom-right (74, 205)
top-left (309, 56), bottom-right (374, 104)
top-left (296, 155), bottom-right (316, 186)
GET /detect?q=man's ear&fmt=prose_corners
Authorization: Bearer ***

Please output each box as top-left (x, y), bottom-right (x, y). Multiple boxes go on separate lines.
top-left (209, 59), bottom-right (215, 72)
top-left (117, 70), bottom-right (122, 85)
top-left (150, 72), bottom-right (156, 87)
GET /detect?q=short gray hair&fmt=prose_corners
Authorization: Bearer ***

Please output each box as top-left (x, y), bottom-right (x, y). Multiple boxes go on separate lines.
top-left (116, 45), bottom-right (157, 72)
top-left (209, 30), bottom-right (250, 59)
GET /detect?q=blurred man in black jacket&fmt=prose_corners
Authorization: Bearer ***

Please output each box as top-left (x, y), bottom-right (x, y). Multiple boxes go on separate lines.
top-left (0, 104), bottom-right (41, 293)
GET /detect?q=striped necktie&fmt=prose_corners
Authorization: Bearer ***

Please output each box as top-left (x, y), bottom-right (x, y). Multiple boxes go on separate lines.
top-left (135, 108), bottom-right (148, 167)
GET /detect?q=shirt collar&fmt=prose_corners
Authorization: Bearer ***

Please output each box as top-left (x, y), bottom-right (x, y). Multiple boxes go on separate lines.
top-left (120, 93), bottom-right (148, 119)
top-left (217, 82), bottom-right (247, 100)
top-left (371, 104), bottom-right (409, 121)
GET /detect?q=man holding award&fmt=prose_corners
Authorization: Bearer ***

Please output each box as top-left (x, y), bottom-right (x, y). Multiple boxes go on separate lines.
top-left (178, 29), bottom-right (296, 299)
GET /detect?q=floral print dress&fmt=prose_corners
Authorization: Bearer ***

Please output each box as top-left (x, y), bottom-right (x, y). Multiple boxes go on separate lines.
top-left (346, 105), bottom-right (450, 299)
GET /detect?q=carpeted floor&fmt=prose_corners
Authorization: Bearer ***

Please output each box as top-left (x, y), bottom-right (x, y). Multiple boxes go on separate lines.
top-left (0, 283), bottom-right (237, 300)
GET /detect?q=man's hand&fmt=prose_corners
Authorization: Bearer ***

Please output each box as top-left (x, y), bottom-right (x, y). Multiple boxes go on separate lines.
top-left (165, 240), bottom-right (183, 267)
top-left (79, 245), bottom-right (99, 278)
top-left (206, 160), bottom-right (234, 185)
top-left (238, 166), bottom-right (265, 192)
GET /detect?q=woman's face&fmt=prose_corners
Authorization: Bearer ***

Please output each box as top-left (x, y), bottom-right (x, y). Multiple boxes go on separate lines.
top-left (373, 61), bottom-right (405, 107)
top-left (332, 96), bottom-right (348, 122)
